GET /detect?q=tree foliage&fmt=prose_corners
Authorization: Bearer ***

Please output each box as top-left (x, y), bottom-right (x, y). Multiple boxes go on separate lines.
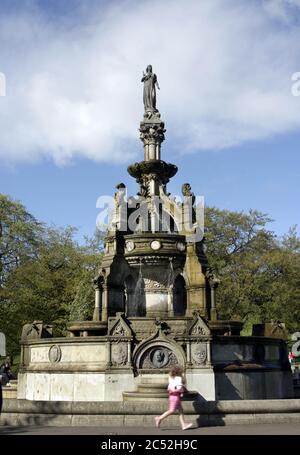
top-left (0, 194), bottom-right (42, 287)
top-left (205, 208), bottom-right (300, 334)
top-left (0, 195), bottom-right (102, 358)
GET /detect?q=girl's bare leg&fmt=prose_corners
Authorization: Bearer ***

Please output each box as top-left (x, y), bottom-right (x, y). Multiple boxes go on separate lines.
top-left (155, 409), bottom-right (174, 427)
top-left (178, 405), bottom-right (192, 430)
top-left (179, 412), bottom-right (188, 429)
top-left (178, 405), bottom-right (186, 428)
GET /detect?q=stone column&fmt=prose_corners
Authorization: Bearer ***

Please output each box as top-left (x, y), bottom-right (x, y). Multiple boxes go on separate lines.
top-left (139, 119), bottom-right (165, 163)
top-left (107, 339), bottom-right (112, 367)
top-left (150, 208), bottom-right (157, 233)
top-left (156, 143), bottom-right (160, 160)
top-left (127, 341), bottom-right (131, 367)
top-left (93, 282), bottom-right (102, 321)
top-left (144, 143), bottom-right (149, 161)
top-left (202, 285), bottom-right (207, 317)
top-left (149, 141), bottom-right (156, 160)
top-left (210, 285), bottom-right (217, 321)
top-left (184, 243), bottom-right (208, 318)
top-left (167, 285), bottom-right (174, 316)
top-left (101, 284), bottom-right (108, 321)
top-left (209, 277), bottom-right (219, 321)
top-left (186, 341), bottom-right (192, 366)
top-left (186, 284), bottom-right (206, 317)
top-left (206, 340), bottom-right (212, 367)
top-left (149, 179), bottom-right (156, 196)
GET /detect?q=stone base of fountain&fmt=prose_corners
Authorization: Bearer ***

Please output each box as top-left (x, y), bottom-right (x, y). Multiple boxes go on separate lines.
top-left (17, 313), bottom-right (294, 402)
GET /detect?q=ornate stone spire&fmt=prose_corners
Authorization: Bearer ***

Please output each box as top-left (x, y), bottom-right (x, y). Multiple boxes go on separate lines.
top-left (127, 66), bottom-right (177, 199)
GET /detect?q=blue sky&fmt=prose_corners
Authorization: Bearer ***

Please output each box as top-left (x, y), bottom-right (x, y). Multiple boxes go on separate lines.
top-left (0, 0), bottom-right (299, 242)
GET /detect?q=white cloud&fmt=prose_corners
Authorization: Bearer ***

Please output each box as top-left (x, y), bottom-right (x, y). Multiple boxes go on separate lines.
top-left (263, 0), bottom-right (300, 22)
top-left (0, 0), bottom-right (300, 165)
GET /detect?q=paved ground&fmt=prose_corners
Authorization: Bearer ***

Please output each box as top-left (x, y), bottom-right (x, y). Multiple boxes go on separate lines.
top-left (0, 422), bottom-right (300, 435)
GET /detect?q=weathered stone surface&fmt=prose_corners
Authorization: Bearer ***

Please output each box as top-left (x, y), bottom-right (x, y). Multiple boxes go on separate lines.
top-left (2, 398), bottom-right (300, 427)
top-left (103, 373), bottom-right (135, 401)
top-left (24, 339), bottom-right (107, 367)
top-left (252, 322), bottom-right (288, 340)
top-left (215, 370), bottom-right (294, 400)
top-left (128, 160), bottom-right (177, 184)
top-left (21, 321), bottom-right (53, 341)
top-left (73, 374), bottom-right (104, 401)
top-left (33, 374), bottom-right (51, 401)
top-left (185, 370), bottom-right (215, 401)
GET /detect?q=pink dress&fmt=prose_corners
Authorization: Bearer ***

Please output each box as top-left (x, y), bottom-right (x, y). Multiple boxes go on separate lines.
top-left (168, 377), bottom-right (184, 412)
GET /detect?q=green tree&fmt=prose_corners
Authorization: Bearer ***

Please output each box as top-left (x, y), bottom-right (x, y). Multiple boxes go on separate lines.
top-left (0, 194), bottom-right (103, 358)
top-left (0, 194), bottom-right (42, 287)
top-left (205, 207), bottom-right (300, 334)
top-left (4, 227), bottom-right (102, 354)
top-left (70, 230), bottom-right (104, 321)
top-left (0, 194), bottom-right (43, 357)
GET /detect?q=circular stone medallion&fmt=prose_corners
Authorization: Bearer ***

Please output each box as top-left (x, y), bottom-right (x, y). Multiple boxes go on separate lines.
top-left (126, 241), bottom-right (135, 252)
top-left (48, 345), bottom-right (62, 363)
top-left (176, 241), bottom-right (186, 252)
top-left (150, 240), bottom-right (161, 251)
top-left (151, 348), bottom-right (169, 368)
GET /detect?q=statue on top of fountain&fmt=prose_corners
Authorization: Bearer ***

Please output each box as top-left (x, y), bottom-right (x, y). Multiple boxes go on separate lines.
top-left (141, 65), bottom-right (160, 119)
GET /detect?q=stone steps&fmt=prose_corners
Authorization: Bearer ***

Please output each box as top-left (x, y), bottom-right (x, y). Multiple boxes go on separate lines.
top-left (123, 382), bottom-right (168, 401)
top-left (2, 379), bottom-right (18, 399)
top-left (123, 381), bottom-right (198, 401)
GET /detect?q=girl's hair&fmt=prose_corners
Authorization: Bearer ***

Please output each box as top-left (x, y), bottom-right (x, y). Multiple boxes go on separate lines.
top-left (169, 365), bottom-right (183, 378)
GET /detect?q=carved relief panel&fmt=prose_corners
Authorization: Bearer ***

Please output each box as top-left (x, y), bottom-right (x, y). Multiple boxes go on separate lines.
top-left (140, 346), bottom-right (178, 369)
top-left (111, 343), bottom-right (128, 366)
top-left (191, 343), bottom-right (207, 365)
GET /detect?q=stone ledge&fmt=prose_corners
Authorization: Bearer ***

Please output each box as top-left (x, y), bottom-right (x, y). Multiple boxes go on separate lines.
top-left (2, 411), bottom-right (300, 428)
top-left (2, 398), bottom-right (300, 415)
top-left (2, 399), bottom-right (300, 427)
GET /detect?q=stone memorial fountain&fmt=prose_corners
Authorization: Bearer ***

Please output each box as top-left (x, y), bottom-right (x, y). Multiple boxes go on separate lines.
top-left (17, 67), bottom-right (293, 403)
